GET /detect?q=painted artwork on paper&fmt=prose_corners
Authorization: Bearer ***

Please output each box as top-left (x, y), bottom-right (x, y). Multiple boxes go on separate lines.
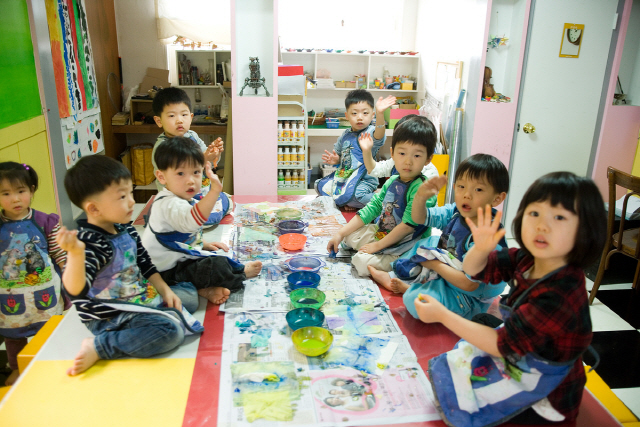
top-left (324, 304), bottom-right (383, 335)
top-left (45, 0), bottom-right (103, 168)
top-left (45, 0), bottom-right (98, 118)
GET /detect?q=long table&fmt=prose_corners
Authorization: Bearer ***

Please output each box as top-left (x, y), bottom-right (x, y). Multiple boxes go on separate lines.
top-left (0, 196), bottom-right (621, 427)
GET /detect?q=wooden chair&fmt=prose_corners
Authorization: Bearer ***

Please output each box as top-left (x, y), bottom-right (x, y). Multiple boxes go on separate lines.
top-left (589, 167), bottom-right (640, 304)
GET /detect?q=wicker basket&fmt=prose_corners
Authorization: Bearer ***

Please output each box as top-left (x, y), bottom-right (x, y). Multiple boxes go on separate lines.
top-left (308, 114), bottom-right (326, 126)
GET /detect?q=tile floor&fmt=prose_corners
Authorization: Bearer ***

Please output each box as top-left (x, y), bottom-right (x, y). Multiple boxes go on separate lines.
top-left (2, 203), bottom-right (639, 423)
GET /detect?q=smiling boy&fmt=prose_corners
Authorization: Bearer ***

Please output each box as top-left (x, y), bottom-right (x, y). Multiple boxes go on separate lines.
top-left (316, 90), bottom-right (396, 210)
top-left (369, 153), bottom-right (510, 320)
top-left (327, 116), bottom-right (438, 278)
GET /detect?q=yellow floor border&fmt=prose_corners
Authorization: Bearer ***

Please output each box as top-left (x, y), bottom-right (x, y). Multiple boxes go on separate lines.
top-left (585, 366), bottom-right (638, 425)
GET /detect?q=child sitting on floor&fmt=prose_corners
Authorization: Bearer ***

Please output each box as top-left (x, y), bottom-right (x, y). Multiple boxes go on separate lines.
top-left (58, 155), bottom-right (200, 376)
top-left (316, 90), bottom-right (396, 210)
top-left (326, 115), bottom-right (438, 278)
top-left (0, 162), bottom-right (67, 385)
top-left (360, 114), bottom-right (440, 181)
top-left (368, 154), bottom-right (510, 320)
top-left (151, 87), bottom-right (231, 225)
top-left (419, 172), bottom-right (606, 426)
top-left (142, 137), bottom-right (262, 305)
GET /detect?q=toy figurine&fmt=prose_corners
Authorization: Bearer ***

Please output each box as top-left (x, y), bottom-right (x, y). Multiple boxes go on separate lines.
top-left (239, 57), bottom-right (270, 96)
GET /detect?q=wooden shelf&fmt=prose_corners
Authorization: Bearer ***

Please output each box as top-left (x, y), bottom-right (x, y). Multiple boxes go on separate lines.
top-left (112, 124), bottom-right (227, 134)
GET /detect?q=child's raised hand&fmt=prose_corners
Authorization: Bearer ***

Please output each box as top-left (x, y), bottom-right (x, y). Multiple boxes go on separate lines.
top-left (358, 132), bottom-right (374, 152)
top-left (414, 293), bottom-right (448, 324)
top-left (322, 150), bottom-right (340, 165)
top-left (466, 205), bottom-right (506, 255)
top-left (56, 226), bottom-right (85, 255)
top-left (204, 137), bottom-right (224, 167)
top-left (376, 95), bottom-right (397, 114)
top-left (205, 162), bottom-right (223, 192)
top-left (415, 175), bottom-right (447, 201)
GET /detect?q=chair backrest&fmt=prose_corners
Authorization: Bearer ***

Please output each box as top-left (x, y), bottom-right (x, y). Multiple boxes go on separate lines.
top-left (607, 166), bottom-right (640, 257)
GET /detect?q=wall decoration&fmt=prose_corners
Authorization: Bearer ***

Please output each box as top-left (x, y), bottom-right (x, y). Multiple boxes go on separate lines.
top-left (559, 23), bottom-right (584, 58)
top-left (45, 0), bottom-right (103, 167)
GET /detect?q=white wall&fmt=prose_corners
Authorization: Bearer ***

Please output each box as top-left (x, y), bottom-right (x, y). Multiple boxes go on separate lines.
top-left (620, 0), bottom-right (640, 105)
top-left (114, 0), bottom-right (167, 98)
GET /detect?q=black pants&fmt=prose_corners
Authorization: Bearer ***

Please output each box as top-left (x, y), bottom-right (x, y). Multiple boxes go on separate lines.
top-left (160, 256), bottom-right (246, 292)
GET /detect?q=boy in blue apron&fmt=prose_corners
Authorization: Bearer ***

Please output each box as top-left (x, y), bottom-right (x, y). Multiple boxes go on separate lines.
top-left (417, 172), bottom-right (606, 426)
top-left (142, 137), bottom-right (262, 305)
top-left (59, 155), bottom-right (201, 376)
top-left (368, 154), bottom-right (510, 321)
top-left (316, 90), bottom-right (396, 210)
top-left (326, 115), bottom-right (438, 278)
top-left (151, 87), bottom-right (232, 226)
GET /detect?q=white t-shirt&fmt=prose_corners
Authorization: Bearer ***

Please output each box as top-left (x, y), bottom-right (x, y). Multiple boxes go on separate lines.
top-left (370, 159), bottom-right (440, 180)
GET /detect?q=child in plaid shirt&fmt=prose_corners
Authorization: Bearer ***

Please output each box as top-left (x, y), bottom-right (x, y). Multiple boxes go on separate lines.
top-left (415, 172), bottom-right (606, 426)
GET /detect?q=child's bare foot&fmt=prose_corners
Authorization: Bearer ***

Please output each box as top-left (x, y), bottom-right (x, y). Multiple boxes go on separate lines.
top-left (68, 337), bottom-right (100, 376)
top-left (4, 369), bottom-right (19, 386)
top-left (244, 261), bottom-right (262, 278)
top-left (390, 278), bottom-right (411, 294)
top-left (368, 266), bottom-right (395, 292)
top-left (343, 206), bottom-right (357, 212)
top-left (198, 286), bottom-right (231, 304)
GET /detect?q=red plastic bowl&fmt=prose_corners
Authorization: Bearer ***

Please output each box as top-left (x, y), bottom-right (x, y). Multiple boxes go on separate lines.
top-left (279, 233), bottom-right (307, 251)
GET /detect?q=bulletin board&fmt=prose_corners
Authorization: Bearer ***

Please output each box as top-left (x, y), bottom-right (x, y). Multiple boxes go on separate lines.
top-left (0, 2), bottom-right (42, 130)
top-left (44, 0), bottom-right (103, 168)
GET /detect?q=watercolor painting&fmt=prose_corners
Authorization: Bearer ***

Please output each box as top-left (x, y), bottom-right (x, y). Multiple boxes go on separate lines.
top-left (324, 304), bottom-right (383, 335)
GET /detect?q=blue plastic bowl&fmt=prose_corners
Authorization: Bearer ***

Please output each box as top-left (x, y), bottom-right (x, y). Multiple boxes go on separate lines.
top-left (275, 220), bottom-right (307, 234)
top-left (287, 272), bottom-right (321, 290)
top-left (286, 307), bottom-right (325, 331)
top-left (285, 256), bottom-right (326, 273)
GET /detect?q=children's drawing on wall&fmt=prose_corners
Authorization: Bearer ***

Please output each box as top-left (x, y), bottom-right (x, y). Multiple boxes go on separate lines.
top-left (559, 23), bottom-right (584, 58)
top-left (45, 0), bottom-right (103, 167)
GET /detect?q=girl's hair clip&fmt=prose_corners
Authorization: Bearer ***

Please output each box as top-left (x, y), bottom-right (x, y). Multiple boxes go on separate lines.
top-left (23, 164), bottom-right (29, 170)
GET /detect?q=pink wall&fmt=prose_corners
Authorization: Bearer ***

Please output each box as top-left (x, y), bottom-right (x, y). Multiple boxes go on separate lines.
top-left (470, 0), bottom-right (532, 170)
top-left (230, 0), bottom-right (279, 196)
top-left (592, 0), bottom-right (640, 197)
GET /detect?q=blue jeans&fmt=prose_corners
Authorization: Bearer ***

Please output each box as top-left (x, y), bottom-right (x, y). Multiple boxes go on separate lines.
top-left (170, 282), bottom-right (199, 314)
top-left (86, 311), bottom-right (185, 360)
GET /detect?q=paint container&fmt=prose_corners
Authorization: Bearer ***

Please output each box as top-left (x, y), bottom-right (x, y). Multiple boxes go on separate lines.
top-left (279, 233), bottom-right (307, 251)
top-left (285, 256), bottom-right (325, 273)
top-left (290, 288), bottom-right (326, 310)
top-left (291, 326), bottom-right (333, 356)
top-left (287, 271), bottom-right (321, 289)
top-left (286, 308), bottom-right (325, 331)
top-left (275, 220), bottom-right (307, 234)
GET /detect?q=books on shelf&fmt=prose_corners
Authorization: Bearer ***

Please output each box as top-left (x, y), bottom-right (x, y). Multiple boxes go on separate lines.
top-left (112, 112), bottom-right (129, 125)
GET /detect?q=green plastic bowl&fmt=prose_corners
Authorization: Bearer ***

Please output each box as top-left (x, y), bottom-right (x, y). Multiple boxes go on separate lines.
top-left (291, 326), bottom-right (333, 356)
top-left (290, 288), bottom-right (326, 310)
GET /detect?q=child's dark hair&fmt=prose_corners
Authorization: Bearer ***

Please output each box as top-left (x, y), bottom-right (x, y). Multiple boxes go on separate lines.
top-left (512, 172), bottom-right (606, 269)
top-left (345, 89), bottom-right (375, 109)
top-left (0, 162), bottom-right (38, 192)
top-left (391, 115), bottom-right (437, 157)
top-left (64, 155), bottom-right (131, 208)
top-left (152, 87), bottom-right (192, 116)
top-left (455, 154), bottom-right (509, 194)
top-left (154, 136), bottom-right (204, 171)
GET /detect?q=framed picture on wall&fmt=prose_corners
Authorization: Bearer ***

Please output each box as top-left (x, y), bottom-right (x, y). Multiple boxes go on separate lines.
top-left (559, 23), bottom-right (585, 58)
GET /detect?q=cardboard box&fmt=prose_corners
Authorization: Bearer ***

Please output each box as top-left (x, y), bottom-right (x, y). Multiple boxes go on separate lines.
top-left (354, 75), bottom-right (366, 88)
top-left (139, 67), bottom-right (170, 93)
top-left (335, 81), bottom-right (346, 88)
top-left (345, 81), bottom-right (356, 88)
top-left (278, 95), bottom-right (304, 116)
top-left (399, 103), bottom-right (417, 109)
top-left (401, 81), bottom-right (414, 90)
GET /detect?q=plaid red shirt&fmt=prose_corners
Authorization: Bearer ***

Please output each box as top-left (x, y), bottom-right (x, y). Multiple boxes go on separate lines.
top-left (474, 248), bottom-right (592, 422)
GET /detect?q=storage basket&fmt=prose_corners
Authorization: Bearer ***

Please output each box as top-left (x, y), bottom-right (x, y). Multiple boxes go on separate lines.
top-left (326, 118), bottom-right (339, 129)
top-left (131, 143), bottom-right (155, 186)
top-left (308, 114), bottom-right (325, 126)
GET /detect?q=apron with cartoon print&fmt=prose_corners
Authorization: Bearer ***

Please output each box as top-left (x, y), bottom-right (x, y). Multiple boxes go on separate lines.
top-left (427, 267), bottom-right (577, 427)
top-left (0, 218), bottom-right (63, 339)
top-left (147, 196), bottom-right (244, 270)
top-left (316, 131), bottom-right (370, 206)
top-left (90, 230), bottom-right (203, 335)
top-left (370, 176), bottom-right (428, 256)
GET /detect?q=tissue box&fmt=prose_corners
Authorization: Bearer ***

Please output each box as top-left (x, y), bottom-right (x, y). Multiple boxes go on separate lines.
top-left (401, 81), bottom-right (414, 90)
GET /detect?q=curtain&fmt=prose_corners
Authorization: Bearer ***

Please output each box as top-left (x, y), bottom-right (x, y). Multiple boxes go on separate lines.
top-left (155, 0), bottom-right (231, 44)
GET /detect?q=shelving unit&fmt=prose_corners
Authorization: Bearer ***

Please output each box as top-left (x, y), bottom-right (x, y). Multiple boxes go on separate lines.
top-left (277, 97), bottom-right (308, 195)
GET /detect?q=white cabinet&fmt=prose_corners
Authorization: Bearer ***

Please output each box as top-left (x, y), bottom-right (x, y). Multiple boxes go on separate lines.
top-left (277, 96), bottom-right (308, 195)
